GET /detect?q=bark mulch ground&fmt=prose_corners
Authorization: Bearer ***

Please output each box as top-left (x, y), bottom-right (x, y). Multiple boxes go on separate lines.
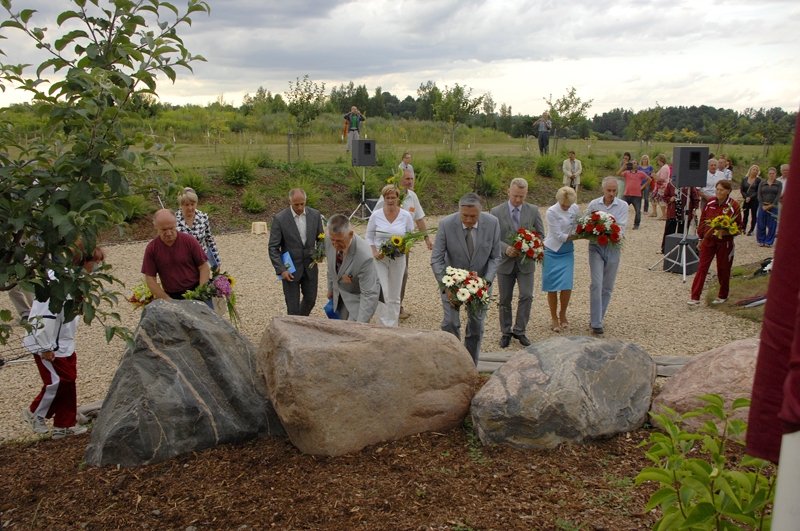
top-left (0, 421), bottom-right (677, 531)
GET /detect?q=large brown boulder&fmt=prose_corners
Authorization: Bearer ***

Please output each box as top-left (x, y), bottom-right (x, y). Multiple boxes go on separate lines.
top-left (652, 338), bottom-right (759, 432)
top-left (257, 316), bottom-right (477, 456)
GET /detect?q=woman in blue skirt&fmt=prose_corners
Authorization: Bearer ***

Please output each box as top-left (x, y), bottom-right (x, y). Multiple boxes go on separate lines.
top-left (542, 187), bottom-right (579, 332)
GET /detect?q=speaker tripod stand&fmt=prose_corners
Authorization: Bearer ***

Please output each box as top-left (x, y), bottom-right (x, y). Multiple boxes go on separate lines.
top-left (349, 166), bottom-right (372, 220)
top-left (649, 189), bottom-right (700, 283)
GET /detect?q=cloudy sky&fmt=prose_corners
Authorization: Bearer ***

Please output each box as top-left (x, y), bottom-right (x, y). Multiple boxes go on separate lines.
top-left (1, 0), bottom-right (798, 116)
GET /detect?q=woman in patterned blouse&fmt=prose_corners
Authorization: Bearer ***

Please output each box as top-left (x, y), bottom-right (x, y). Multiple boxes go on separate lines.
top-left (176, 187), bottom-right (222, 267)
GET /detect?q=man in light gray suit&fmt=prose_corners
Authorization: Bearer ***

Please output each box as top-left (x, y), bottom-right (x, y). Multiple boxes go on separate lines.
top-left (431, 193), bottom-right (502, 365)
top-left (490, 178), bottom-right (545, 348)
top-left (268, 189), bottom-right (325, 316)
top-left (326, 214), bottom-right (379, 322)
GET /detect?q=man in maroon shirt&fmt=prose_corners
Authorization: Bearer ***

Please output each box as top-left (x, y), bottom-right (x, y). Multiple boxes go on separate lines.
top-left (142, 209), bottom-right (210, 300)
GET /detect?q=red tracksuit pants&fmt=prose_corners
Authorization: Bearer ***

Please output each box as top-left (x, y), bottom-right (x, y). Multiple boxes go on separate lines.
top-left (691, 238), bottom-right (735, 301)
top-left (29, 352), bottom-right (78, 428)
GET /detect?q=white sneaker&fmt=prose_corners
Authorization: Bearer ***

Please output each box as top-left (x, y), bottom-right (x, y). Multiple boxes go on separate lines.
top-left (712, 298), bottom-right (728, 305)
top-left (22, 408), bottom-right (49, 434)
top-left (51, 426), bottom-right (88, 439)
top-left (687, 299), bottom-right (701, 306)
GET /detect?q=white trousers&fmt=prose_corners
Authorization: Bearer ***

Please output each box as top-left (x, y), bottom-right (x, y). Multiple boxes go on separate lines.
top-left (374, 256), bottom-right (405, 327)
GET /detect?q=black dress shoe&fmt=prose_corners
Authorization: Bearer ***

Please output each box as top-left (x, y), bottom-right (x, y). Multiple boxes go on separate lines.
top-left (500, 334), bottom-right (511, 348)
top-left (513, 334), bottom-right (532, 347)
top-left (592, 327), bottom-right (604, 336)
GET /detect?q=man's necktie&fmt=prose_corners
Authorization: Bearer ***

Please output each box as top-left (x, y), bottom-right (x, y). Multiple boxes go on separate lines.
top-left (512, 207), bottom-right (520, 229)
top-left (336, 251), bottom-right (343, 273)
top-left (465, 227), bottom-right (474, 259)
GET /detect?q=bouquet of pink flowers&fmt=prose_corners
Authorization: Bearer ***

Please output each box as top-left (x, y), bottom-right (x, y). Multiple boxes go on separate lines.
top-left (183, 268), bottom-right (239, 328)
top-left (509, 228), bottom-right (544, 264)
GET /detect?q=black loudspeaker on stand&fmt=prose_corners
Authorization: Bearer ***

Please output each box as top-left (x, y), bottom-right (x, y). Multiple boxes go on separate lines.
top-left (350, 140), bottom-right (377, 220)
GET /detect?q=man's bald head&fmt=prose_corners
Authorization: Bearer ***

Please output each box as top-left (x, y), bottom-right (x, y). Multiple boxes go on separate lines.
top-left (154, 209), bottom-right (178, 246)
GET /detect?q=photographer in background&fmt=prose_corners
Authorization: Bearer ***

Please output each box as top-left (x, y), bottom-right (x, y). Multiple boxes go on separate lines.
top-left (533, 112), bottom-right (552, 155)
top-left (343, 106), bottom-right (366, 152)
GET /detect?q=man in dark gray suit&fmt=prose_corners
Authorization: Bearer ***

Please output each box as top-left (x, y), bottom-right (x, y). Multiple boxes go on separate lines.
top-left (431, 193), bottom-right (502, 365)
top-left (268, 189), bottom-right (325, 316)
top-left (490, 178), bottom-right (545, 348)
top-left (325, 214), bottom-right (379, 322)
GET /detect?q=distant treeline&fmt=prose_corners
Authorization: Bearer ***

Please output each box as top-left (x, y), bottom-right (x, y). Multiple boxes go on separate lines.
top-left (2, 80), bottom-right (795, 147)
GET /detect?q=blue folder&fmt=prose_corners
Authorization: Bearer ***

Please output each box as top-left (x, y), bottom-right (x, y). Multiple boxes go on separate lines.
top-left (278, 251), bottom-right (296, 280)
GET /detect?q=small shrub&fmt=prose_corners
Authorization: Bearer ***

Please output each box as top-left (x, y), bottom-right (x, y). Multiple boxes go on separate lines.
top-left (349, 170), bottom-right (382, 200)
top-left (585, 152), bottom-right (596, 160)
top-left (120, 194), bottom-right (153, 221)
top-left (636, 395), bottom-right (775, 531)
top-left (449, 181), bottom-right (473, 205)
top-left (176, 169), bottom-right (211, 197)
top-left (435, 151), bottom-right (458, 173)
top-left (414, 167), bottom-right (434, 197)
top-left (290, 158), bottom-right (316, 176)
top-left (475, 167), bottom-right (502, 196)
top-left (376, 147), bottom-right (397, 168)
top-left (475, 150), bottom-right (486, 161)
top-left (726, 152), bottom-right (742, 168)
top-left (222, 152), bottom-right (255, 186)
top-left (580, 169), bottom-right (599, 191)
top-left (286, 176), bottom-right (322, 208)
top-left (535, 154), bottom-right (558, 177)
top-left (334, 155), bottom-right (346, 164)
top-left (250, 150), bottom-right (273, 168)
top-left (241, 189), bottom-right (265, 213)
top-left (768, 145), bottom-right (791, 170)
top-left (601, 154), bottom-right (618, 170)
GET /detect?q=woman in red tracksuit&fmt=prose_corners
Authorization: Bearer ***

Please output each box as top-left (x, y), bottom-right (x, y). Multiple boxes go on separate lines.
top-left (688, 180), bottom-right (744, 305)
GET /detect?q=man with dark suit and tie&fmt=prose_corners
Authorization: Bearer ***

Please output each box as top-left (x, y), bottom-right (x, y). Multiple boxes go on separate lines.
top-left (326, 214), bottom-right (379, 322)
top-left (490, 178), bottom-right (545, 348)
top-left (269, 189), bottom-right (325, 316)
top-left (431, 193), bottom-right (502, 365)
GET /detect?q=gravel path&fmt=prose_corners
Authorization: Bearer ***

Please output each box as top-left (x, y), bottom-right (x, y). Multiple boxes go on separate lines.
top-left (1, 197), bottom-right (768, 442)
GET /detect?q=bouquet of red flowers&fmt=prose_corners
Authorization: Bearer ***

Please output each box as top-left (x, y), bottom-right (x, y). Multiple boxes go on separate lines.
top-left (573, 210), bottom-right (623, 250)
top-left (509, 228), bottom-right (544, 264)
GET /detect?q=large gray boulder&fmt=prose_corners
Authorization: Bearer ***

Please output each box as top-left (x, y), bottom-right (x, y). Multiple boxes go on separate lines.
top-left (257, 316), bottom-right (477, 456)
top-left (85, 300), bottom-right (284, 467)
top-left (471, 336), bottom-right (656, 449)
top-left (652, 338), bottom-right (759, 432)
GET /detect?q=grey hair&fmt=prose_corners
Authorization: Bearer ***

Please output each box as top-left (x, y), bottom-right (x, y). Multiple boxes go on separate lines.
top-left (601, 176), bottom-right (618, 188)
top-left (289, 188), bottom-right (307, 200)
top-left (458, 193), bottom-right (483, 209)
top-left (509, 177), bottom-right (528, 189)
top-left (178, 187), bottom-right (198, 205)
top-left (556, 186), bottom-right (577, 206)
top-left (781, 164), bottom-right (789, 171)
top-left (327, 214), bottom-right (351, 235)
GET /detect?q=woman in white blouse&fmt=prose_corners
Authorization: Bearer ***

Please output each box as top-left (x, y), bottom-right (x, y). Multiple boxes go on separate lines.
top-left (542, 187), bottom-right (579, 332)
top-left (366, 185), bottom-right (414, 326)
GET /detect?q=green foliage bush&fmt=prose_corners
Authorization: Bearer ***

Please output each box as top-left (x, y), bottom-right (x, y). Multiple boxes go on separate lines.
top-left (435, 152), bottom-right (459, 173)
top-left (580, 169), bottom-right (599, 191)
top-left (726, 152), bottom-right (743, 168)
top-left (349, 170), bottom-right (382, 200)
top-left (636, 394), bottom-right (776, 530)
top-left (176, 170), bottom-right (211, 198)
top-left (535, 154), bottom-right (558, 177)
top-left (120, 195), bottom-right (154, 222)
top-left (241, 189), bottom-right (266, 213)
top-left (376, 147), bottom-right (397, 168)
top-left (286, 176), bottom-right (322, 209)
top-left (768, 145), bottom-right (791, 170)
top-left (602, 154), bottom-right (619, 170)
top-left (250, 150), bottom-right (273, 168)
top-left (475, 167), bottom-right (502, 196)
top-left (223, 153), bottom-right (255, 186)
top-left (414, 167), bottom-right (434, 197)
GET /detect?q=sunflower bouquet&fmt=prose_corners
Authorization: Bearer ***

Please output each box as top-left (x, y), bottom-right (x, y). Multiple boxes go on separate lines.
top-left (509, 228), bottom-right (544, 264)
top-left (378, 228), bottom-right (436, 259)
top-left (183, 267), bottom-right (240, 328)
top-left (440, 266), bottom-right (491, 313)
top-left (707, 214), bottom-right (740, 238)
top-left (573, 210), bottom-right (623, 250)
top-left (309, 232), bottom-right (326, 268)
top-left (127, 280), bottom-right (154, 309)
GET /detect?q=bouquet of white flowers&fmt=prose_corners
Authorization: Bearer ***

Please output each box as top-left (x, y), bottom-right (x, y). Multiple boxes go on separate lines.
top-left (440, 266), bottom-right (491, 313)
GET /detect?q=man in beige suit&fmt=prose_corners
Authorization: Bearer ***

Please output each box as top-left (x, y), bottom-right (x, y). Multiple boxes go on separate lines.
top-left (326, 214), bottom-right (379, 322)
